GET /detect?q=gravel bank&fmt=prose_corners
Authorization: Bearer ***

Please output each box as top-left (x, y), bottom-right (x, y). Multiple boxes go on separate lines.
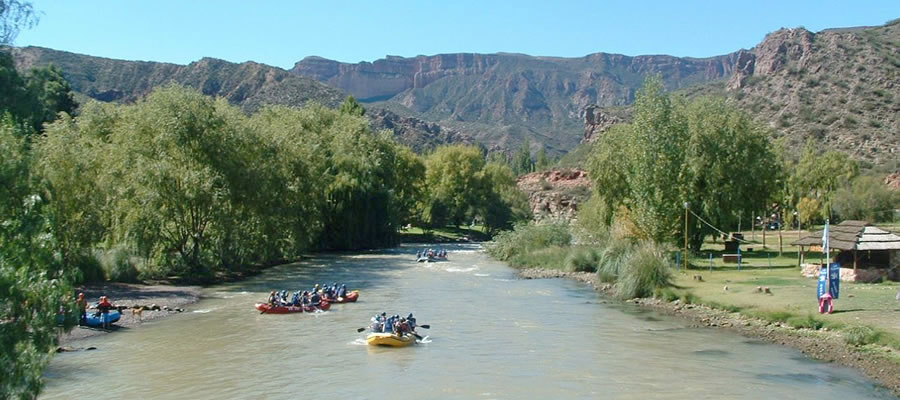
top-left (58, 283), bottom-right (202, 346)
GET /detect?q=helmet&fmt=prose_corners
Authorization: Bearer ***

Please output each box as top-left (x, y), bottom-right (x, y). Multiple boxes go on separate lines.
top-left (78, 293), bottom-right (85, 299)
top-left (407, 313), bottom-right (413, 319)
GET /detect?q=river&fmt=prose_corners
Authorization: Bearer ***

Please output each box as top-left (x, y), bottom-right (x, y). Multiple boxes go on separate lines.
top-left (41, 244), bottom-right (894, 399)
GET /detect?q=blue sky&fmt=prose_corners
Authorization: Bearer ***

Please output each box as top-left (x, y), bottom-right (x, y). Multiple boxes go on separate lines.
top-left (15, 1), bottom-right (900, 69)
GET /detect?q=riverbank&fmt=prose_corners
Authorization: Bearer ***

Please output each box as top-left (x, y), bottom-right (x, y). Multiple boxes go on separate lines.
top-left (517, 267), bottom-right (900, 396)
top-left (57, 283), bottom-right (202, 346)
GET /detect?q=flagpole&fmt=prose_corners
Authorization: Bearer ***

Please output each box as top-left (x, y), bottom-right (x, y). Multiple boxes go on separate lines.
top-left (823, 219), bottom-right (830, 297)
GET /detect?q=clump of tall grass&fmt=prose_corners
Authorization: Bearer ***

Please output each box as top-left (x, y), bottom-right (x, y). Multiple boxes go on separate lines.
top-left (95, 246), bottom-right (140, 283)
top-left (563, 247), bottom-right (600, 272)
top-left (485, 222), bottom-right (571, 261)
top-left (595, 237), bottom-right (633, 283)
top-left (844, 325), bottom-right (879, 346)
top-left (615, 241), bottom-right (671, 299)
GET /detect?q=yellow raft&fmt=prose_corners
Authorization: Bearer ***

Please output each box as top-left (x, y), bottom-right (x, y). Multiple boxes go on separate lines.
top-left (366, 333), bottom-right (416, 347)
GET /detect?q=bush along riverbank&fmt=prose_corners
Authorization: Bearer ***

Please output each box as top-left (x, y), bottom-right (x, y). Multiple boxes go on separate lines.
top-left (491, 223), bottom-right (900, 396)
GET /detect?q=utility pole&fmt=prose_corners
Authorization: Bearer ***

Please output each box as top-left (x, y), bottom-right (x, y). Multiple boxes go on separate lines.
top-left (684, 202), bottom-right (690, 270)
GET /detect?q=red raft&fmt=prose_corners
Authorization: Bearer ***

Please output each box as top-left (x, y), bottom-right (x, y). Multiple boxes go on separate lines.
top-left (255, 301), bottom-right (331, 314)
top-left (322, 290), bottom-right (359, 304)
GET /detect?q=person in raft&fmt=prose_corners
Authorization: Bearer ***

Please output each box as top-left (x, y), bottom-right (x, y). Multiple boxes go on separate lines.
top-left (309, 290), bottom-right (321, 306)
top-left (76, 293), bottom-right (88, 325)
top-left (267, 290), bottom-right (278, 307)
top-left (96, 296), bottom-right (113, 328)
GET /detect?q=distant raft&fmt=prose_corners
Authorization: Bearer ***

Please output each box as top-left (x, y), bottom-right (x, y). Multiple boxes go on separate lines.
top-left (255, 301), bottom-right (331, 314)
top-left (366, 332), bottom-right (416, 347)
top-left (84, 311), bottom-right (121, 327)
top-left (322, 290), bottom-right (359, 304)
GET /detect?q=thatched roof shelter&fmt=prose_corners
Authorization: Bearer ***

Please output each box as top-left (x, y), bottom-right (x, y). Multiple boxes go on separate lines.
top-left (792, 220), bottom-right (900, 270)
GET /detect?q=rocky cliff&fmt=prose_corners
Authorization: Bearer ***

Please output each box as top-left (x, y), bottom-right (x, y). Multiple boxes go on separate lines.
top-left (12, 46), bottom-right (346, 112)
top-left (292, 52), bottom-right (740, 154)
top-left (516, 169), bottom-right (591, 221)
top-left (724, 23), bottom-right (899, 165)
top-left (581, 22), bottom-right (899, 166)
top-left (10, 47), bottom-right (469, 151)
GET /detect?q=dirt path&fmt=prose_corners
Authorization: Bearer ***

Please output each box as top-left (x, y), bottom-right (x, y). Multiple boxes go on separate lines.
top-left (517, 268), bottom-right (900, 396)
top-left (58, 283), bottom-right (202, 346)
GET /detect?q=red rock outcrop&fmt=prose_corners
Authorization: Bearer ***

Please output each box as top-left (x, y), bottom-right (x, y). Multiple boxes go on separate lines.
top-left (516, 169), bottom-right (591, 221)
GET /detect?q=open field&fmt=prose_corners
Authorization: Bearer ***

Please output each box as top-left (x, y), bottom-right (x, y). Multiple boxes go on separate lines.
top-left (674, 228), bottom-right (900, 352)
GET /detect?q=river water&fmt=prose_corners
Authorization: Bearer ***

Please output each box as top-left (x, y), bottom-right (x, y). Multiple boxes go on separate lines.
top-left (42, 244), bottom-right (894, 399)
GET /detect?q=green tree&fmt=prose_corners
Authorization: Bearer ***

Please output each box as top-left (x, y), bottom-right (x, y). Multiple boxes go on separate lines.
top-left (832, 175), bottom-right (899, 222)
top-left (25, 64), bottom-right (77, 131)
top-left (478, 162), bottom-right (531, 233)
top-left (339, 95), bottom-right (365, 117)
top-left (790, 141), bottom-right (858, 219)
top-left (512, 138), bottom-right (533, 175)
top-left (0, 117), bottom-right (76, 399)
top-left (587, 77), bottom-right (778, 251)
top-left (622, 76), bottom-right (687, 243)
top-left (681, 97), bottom-right (777, 250)
top-left (535, 147), bottom-right (550, 171)
top-left (797, 197), bottom-right (821, 228)
top-left (424, 145), bottom-right (486, 226)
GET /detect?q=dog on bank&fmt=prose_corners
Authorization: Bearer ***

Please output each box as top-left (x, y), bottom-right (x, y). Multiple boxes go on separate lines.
top-left (131, 306), bottom-right (143, 322)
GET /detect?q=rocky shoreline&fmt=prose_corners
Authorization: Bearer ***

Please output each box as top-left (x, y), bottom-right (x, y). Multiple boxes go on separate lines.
top-left (57, 283), bottom-right (202, 347)
top-left (517, 267), bottom-right (900, 396)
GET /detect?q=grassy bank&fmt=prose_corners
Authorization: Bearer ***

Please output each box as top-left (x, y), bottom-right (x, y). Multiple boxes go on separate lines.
top-left (671, 231), bottom-right (900, 355)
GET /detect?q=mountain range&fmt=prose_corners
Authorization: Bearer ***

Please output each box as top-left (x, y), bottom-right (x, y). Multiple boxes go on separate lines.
top-left (10, 19), bottom-right (898, 167)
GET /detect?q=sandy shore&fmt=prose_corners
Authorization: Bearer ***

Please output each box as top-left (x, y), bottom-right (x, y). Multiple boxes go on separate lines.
top-left (58, 283), bottom-right (202, 346)
top-left (517, 267), bottom-right (900, 396)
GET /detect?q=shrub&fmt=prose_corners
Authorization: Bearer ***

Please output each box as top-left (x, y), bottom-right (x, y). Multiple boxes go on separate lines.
top-left (595, 237), bottom-right (633, 282)
top-left (96, 246), bottom-right (140, 283)
top-left (654, 287), bottom-right (679, 302)
top-left (844, 325), bottom-right (879, 346)
top-left (507, 246), bottom-right (571, 270)
top-left (485, 222), bottom-right (571, 261)
top-left (786, 314), bottom-right (825, 330)
top-left (564, 247), bottom-right (599, 272)
top-left (71, 251), bottom-right (106, 283)
top-left (615, 241), bottom-right (671, 299)
top-left (680, 292), bottom-right (697, 305)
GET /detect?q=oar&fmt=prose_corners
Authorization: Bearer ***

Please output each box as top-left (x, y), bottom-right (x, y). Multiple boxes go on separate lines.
top-left (357, 324), bottom-right (429, 333)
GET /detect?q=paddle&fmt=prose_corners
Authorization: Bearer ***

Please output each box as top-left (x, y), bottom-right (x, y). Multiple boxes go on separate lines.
top-left (357, 324), bottom-right (429, 333)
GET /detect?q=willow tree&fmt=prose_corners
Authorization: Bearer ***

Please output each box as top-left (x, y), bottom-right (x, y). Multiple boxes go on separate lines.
top-left (0, 117), bottom-right (77, 399)
top-left (587, 77), bottom-right (778, 251)
top-left (424, 145), bottom-right (487, 227)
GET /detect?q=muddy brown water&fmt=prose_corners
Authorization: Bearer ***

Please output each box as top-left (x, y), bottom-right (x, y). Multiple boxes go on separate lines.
top-left (41, 244), bottom-right (896, 399)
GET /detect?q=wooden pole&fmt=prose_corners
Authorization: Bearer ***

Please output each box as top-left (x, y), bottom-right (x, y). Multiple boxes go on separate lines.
top-left (762, 223), bottom-right (767, 249)
top-left (684, 202), bottom-right (689, 269)
top-left (752, 211), bottom-right (755, 241)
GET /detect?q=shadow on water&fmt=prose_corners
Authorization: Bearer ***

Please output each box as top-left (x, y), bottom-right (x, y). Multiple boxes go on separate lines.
top-left (693, 349), bottom-right (730, 357)
top-left (757, 372), bottom-right (843, 385)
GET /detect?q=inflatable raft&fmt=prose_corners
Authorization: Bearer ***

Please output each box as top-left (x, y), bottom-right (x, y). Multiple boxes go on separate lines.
top-left (255, 301), bottom-right (331, 314)
top-left (366, 332), bottom-right (416, 347)
top-left (83, 311), bottom-right (121, 327)
top-left (322, 290), bottom-right (359, 303)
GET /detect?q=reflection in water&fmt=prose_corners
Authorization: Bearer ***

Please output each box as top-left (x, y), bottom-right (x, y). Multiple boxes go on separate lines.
top-left (42, 244), bottom-right (894, 399)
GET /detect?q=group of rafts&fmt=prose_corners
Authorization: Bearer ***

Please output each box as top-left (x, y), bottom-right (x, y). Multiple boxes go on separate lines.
top-left (254, 279), bottom-right (429, 348)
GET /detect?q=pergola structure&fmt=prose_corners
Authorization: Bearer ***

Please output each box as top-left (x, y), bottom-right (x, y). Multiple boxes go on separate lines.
top-left (792, 220), bottom-right (900, 272)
